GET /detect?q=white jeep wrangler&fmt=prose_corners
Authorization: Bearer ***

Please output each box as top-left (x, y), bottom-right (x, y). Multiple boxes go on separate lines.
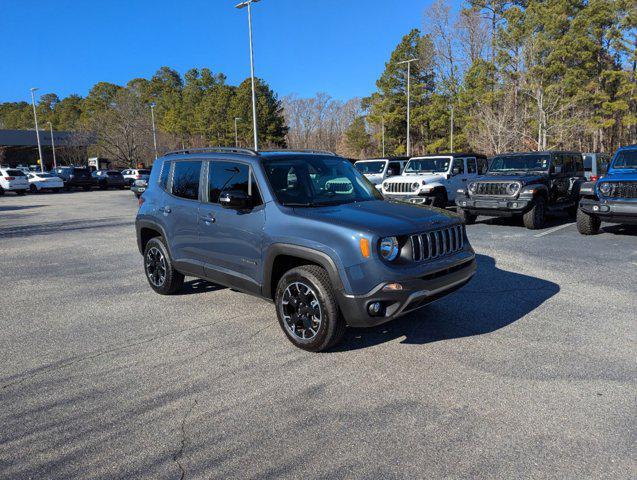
top-left (381, 154), bottom-right (488, 207)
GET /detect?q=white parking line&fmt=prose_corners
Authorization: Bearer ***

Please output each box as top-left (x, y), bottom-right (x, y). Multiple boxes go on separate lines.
top-left (534, 222), bottom-right (575, 237)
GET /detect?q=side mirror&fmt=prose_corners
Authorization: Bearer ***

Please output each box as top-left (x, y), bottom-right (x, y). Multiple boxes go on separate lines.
top-left (219, 190), bottom-right (251, 210)
top-left (387, 169), bottom-right (396, 177)
top-left (452, 167), bottom-right (461, 175)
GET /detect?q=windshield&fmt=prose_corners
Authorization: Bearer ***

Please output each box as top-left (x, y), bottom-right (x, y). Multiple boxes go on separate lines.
top-left (355, 161), bottom-right (386, 174)
top-left (404, 157), bottom-right (450, 173)
top-left (613, 150), bottom-right (637, 169)
top-left (263, 156), bottom-right (383, 207)
top-left (489, 154), bottom-right (551, 172)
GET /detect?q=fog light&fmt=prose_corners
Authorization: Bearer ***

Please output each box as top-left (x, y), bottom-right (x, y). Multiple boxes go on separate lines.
top-left (593, 205), bottom-right (599, 211)
top-left (382, 283), bottom-right (403, 291)
top-left (462, 201), bottom-right (467, 206)
top-left (368, 302), bottom-right (383, 316)
top-left (512, 202), bottom-right (518, 208)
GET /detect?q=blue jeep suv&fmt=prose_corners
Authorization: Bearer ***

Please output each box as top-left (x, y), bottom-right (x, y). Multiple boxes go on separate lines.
top-left (577, 145), bottom-right (637, 234)
top-left (135, 148), bottom-right (477, 351)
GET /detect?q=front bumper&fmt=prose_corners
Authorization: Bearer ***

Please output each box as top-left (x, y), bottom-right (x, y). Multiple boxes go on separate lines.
top-left (383, 193), bottom-right (436, 205)
top-left (336, 256), bottom-right (476, 328)
top-left (580, 198), bottom-right (637, 225)
top-left (455, 193), bottom-right (530, 216)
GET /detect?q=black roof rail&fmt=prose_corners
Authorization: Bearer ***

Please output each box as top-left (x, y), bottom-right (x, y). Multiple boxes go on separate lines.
top-left (164, 147), bottom-right (259, 157)
top-left (262, 149), bottom-right (338, 156)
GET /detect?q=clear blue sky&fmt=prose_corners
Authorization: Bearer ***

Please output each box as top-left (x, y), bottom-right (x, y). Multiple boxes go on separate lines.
top-left (0, 0), bottom-right (449, 104)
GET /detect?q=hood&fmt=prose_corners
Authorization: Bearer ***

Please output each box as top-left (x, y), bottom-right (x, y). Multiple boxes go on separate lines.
top-left (289, 200), bottom-right (460, 237)
top-left (386, 172), bottom-right (446, 183)
top-left (603, 170), bottom-right (637, 182)
top-left (476, 173), bottom-right (547, 185)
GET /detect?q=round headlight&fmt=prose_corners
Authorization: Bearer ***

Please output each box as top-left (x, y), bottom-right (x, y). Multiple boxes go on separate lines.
top-left (382, 182), bottom-right (388, 190)
top-left (379, 236), bottom-right (400, 261)
top-left (468, 182), bottom-right (477, 194)
top-left (412, 182), bottom-right (420, 191)
top-left (507, 182), bottom-right (521, 195)
top-left (599, 182), bottom-right (611, 195)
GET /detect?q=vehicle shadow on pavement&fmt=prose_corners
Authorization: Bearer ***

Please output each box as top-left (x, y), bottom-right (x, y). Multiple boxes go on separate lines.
top-left (178, 279), bottom-right (226, 295)
top-left (602, 224), bottom-right (637, 236)
top-left (477, 213), bottom-right (573, 229)
top-left (0, 204), bottom-right (47, 212)
top-left (334, 254), bottom-right (560, 351)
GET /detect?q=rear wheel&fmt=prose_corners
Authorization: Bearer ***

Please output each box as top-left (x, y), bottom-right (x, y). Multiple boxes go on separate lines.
top-left (0, 187), bottom-right (4, 196)
top-left (523, 196), bottom-right (546, 230)
top-left (16, 190), bottom-right (25, 196)
top-left (432, 191), bottom-right (448, 208)
top-left (275, 265), bottom-right (346, 352)
top-left (576, 208), bottom-right (601, 235)
top-left (143, 237), bottom-right (184, 295)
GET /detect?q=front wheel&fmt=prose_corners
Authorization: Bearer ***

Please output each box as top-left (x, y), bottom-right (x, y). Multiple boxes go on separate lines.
top-left (143, 237), bottom-right (184, 295)
top-left (431, 191), bottom-right (448, 208)
top-left (523, 197), bottom-right (546, 230)
top-left (458, 209), bottom-right (477, 225)
top-left (275, 265), bottom-right (346, 352)
top-left (576, 208), bottom-right (601, 235)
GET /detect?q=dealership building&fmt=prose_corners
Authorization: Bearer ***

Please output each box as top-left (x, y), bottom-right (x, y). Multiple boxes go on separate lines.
top-left (0, 129), bottom-right (91, 170)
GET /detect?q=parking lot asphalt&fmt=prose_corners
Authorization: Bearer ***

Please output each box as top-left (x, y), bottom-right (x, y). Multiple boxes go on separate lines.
top-left (0, 190), bottom-right (635, 479)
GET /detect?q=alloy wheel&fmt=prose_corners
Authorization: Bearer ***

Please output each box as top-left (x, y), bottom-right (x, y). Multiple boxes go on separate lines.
top-left (145, 247), bottom-right (167, 287)
top-left (281, 282), bottom-right (322, 341)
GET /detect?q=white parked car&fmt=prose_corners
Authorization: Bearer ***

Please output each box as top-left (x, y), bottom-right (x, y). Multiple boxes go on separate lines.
top-left (381, 154), bottom-right (488, 207)
top-left (27, 172), bottom-right (64, 193)
top-left (0, 167), bottom-right (29, 195)
top-left (354, 158), bottom-right (406, 186)
top-left (121, 168), bottom-right (151, 186)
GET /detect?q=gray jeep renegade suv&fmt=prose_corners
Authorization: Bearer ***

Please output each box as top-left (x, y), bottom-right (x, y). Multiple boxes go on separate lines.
top-left (136, 148), bottom-right (477, 351)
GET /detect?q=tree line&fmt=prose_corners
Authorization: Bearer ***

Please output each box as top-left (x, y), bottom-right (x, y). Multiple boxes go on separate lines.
top-left (0, 0), bottom-right (635, 164)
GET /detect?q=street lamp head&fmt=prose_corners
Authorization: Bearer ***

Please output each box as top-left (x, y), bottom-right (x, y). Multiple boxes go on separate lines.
top-left (30, 87), bottom-right (39, 92)
top-left (236, 0), bottom-right (260, 9)
top-left (235, 117), bottom-right (242, 121)
top-left (396, 58), bottom-right (418, 65)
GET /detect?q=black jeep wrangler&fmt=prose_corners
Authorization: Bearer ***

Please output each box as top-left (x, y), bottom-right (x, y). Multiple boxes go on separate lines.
top-left (455, 151), bottom-right (585, 229)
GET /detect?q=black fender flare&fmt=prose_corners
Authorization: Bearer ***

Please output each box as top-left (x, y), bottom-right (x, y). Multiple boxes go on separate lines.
top-left (136, 218), bottom-right (170, 256)
top-left (262, 244), bottom-right (345, 299)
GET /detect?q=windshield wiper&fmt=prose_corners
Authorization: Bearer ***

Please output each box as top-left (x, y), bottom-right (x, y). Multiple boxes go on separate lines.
top-left (282, 202), bottom-right (318, 207)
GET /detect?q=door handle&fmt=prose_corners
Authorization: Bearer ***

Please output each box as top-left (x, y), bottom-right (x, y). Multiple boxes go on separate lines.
top-left (200, 213), bottom-right (216, 224)
top-left (159, 206), bottom-right (171, 214)
top-left (461, 178), bottom-right (467, 182)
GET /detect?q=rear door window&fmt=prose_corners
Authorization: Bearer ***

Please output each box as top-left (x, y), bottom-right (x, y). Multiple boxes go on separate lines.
top-left (477, 158), bottom-right (488, 174)
top-left (452, 158), bottom-right (465, 175)
top-left (466, 158), bottom-right (477, 174)
top-left (171, 161), bottom-right (202, 200)
top-left (7, 169), bottom-right (25, 176)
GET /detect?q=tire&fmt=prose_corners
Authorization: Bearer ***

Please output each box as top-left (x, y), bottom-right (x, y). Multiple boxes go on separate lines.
top-left (83, 185), bottom-right (92, 191)
top-left (523, 196), bottom-right (546, 230)
top-left (143, 237), bottom-right (184, 295)
top-left (16, 190), bottom-right (26, 196)
top-left (576, 208), bottom-right (601, 235)
top-left (0, 188), bottom-right (5, 196)
top-left (29, 184), bottom-right (38, 193)
top-left (99, 182), bottom-right (108, 190)
top-left (63, 185), bottom-right (71, 192)
top-left (275, 265), bottom-right (346, 352)
top-left (432, 190), bottom-right (448, 208)
top-left (458, 208), bottom-right (477, 225)
top-left (567, 205), bottom-right (578, 218)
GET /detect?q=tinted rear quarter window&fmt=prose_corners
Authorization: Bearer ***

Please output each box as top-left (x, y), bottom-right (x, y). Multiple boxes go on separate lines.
top-left (159, 161), bottom-right (171, 191)
top-left (172, 161), bottom-right (202, 200)
top-left (6, 170), bottom-right (24, 176)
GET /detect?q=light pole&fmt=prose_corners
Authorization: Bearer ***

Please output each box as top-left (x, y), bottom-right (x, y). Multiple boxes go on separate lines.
top-left (150, 103), bottom-right (158, 159)
top-left (47, 121), bottom-right (57, 169)
top-left (397, 58), bottom-right (418, 157)
top-left (449, 104), bottom-right (454, 152)
top-left (236, 0), bottom-right (260, 151)
top-left (30, 88), bottom-right (45, 172)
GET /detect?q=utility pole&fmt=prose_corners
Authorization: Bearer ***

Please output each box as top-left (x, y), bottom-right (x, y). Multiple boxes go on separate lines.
top-left (397, 58), bottom-right (418, 156)
top-left (236, 0), bottom-right (261, 151)
top-left (30, 88), bottom-right (45, 172)
top-left (48, 121), bottom-right (57, 169)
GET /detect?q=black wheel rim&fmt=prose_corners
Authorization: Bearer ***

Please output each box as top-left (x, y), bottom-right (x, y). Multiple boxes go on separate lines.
top-left (145, 247), bottom-right (167, 287)
top-left (281, 282), bottom-right (322, 341)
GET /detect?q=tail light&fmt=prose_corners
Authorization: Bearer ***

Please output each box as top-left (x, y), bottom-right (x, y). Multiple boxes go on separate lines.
top-left (135, 175), bottom-right (142, 179)
top-left (4, 176), bottom-right (15, 181)
top-left (590, 175), bottom-right (598, 182)
top-left (138, 195), bottom-right (145, 207)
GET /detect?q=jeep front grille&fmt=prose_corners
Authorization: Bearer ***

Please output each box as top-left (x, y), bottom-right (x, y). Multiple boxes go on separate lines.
top-left (602, 181), bottom-right (637, 199)
top-left (474, 182), bottom-right (508, 196)
top-left (409, 224), bottom-right (465, 262)
top-left (385, 182), bottom-right (414, 193)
